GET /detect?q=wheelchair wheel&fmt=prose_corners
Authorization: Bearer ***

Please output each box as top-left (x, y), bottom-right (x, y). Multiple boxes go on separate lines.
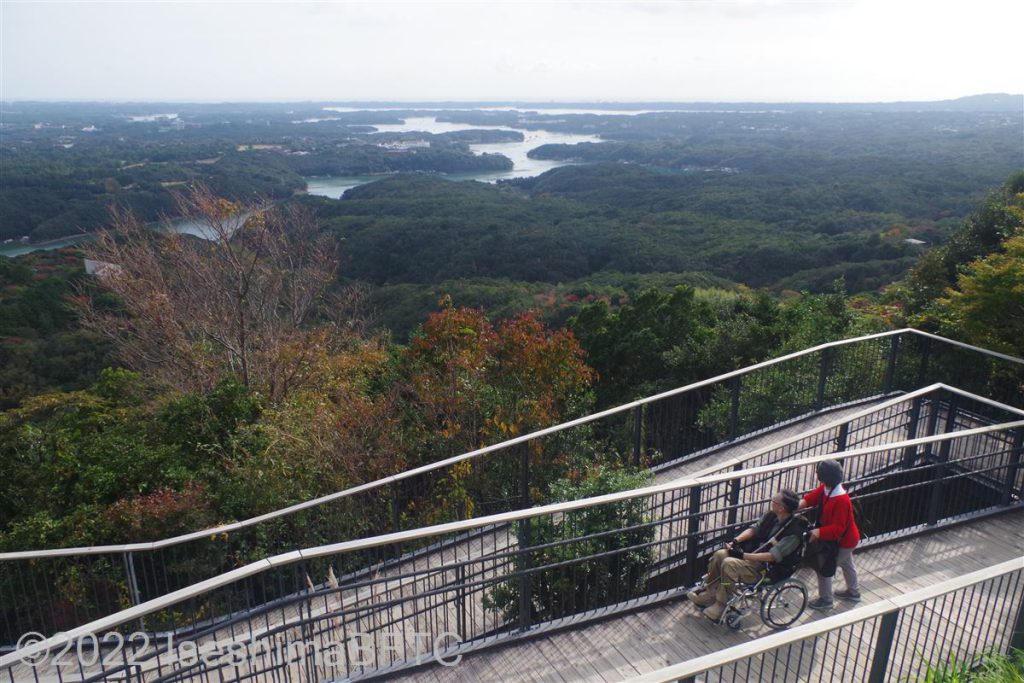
top-left (724, 610), bottom-right (743, 631)
top-left (760, 579), bottom-right (807, 630)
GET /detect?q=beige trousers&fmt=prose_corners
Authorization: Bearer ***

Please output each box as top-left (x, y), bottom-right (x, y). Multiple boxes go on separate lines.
top-left (706, 548), bottom-right (763, 604)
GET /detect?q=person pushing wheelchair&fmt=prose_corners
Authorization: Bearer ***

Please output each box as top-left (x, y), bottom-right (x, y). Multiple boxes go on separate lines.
top-left (687, 488), bottom-right (805, 622)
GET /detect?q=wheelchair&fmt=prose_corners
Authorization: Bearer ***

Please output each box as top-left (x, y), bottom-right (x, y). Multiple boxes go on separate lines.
top-left (686, 512), bottom-right (812, 630)
top-left (688, 568), bottom-right (808, 630)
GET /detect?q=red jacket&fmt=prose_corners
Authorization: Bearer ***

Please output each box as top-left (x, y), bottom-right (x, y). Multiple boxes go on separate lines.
top-left (803, 484), bottom-right (860, 549)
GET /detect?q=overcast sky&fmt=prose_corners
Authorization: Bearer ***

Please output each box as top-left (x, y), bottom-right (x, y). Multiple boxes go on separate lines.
top-left (1, 0), bottom-right (1021, 103)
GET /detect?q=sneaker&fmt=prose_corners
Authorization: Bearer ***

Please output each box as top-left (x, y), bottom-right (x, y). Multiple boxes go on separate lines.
top-left (835, 589), bottom-right (861, 602)
top-left (702, 602), bottom-right (726, 622)
top-left (687, 589), bottom-right (716, 608)
top-left (808, 597), bottom-right (834, 611)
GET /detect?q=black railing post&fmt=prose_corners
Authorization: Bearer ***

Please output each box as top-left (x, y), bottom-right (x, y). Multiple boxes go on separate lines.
top-left (816, 347), bottom-right (834, 411)
top-left (1001, 429), bottom-right (1024, 507)
top-left (927, 436), bottom-right (953, 526)
top-left (836, 422), bottom-right (850, 452)
top-left (1011, 574), bottom-right (1024, 653)
top-left (923, 397), bottom-right (941, 458)
top-left (456, 563), bottom-right (467, 641)
top-left (726, 464), bottom-right (742, 530)
top-left (942, 394), bottom-right (960, 433)
top-left (518, 443), bottom-right (532, 630)
top-left (883, 335), bottom-right (901, 394)
top-left (517, 517), bottom-right (532, 630)
top-left (916, 336), bottom-right (932, 389)
top-left (925, 396), bottom-right (959, 527)
top-left (867, 611), bottom-right (900, 683)
top-left (728, 377), bottom-right (742, 441)
top-left (683, 484), bottom-right (703, 585)
top-left (902, 397), bottom-right (923, 468)
top-left (633, 404), bottom-right (643, 468)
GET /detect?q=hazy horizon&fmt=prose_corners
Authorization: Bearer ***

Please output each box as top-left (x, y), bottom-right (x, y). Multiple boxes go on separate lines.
top-left (2, 1), bottom-right (1022, 103)
top-left (2, 93), bottom-right (1021, 106)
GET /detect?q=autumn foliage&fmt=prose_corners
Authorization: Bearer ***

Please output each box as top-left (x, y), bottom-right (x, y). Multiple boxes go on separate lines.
top-left (75, 185), bottom-right (339, 402)
top-left (400, 302), bottom-right (594, 462)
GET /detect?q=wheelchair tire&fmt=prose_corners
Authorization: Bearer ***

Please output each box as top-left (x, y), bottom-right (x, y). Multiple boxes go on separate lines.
top-left (724, 610), bottom-right (743, 631)
top-left (760, 579), bottom-right (807, 630)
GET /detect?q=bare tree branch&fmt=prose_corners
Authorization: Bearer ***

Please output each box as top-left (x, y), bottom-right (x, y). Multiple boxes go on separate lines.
top-left (74, 184), bottom-right (351, 401)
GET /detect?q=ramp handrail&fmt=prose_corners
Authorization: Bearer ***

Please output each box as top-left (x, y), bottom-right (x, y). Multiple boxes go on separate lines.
top-left (625, 555), bottom-right (1024, 683)
top-left (5, 418), bottom-right (1024, 671)
top-left (3, 328), bottom-right (1020, 560)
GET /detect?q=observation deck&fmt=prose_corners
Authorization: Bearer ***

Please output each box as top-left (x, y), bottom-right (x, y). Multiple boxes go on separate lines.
top-left (2, 329), bottom-right (1022, 683)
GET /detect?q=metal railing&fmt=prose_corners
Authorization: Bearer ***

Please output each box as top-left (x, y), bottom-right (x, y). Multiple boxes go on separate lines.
top-left (4, 419), bottom-right (1023, 682)
top-left (685, 382), bottom-right (1024, 479)
top-left (1, 329), bottom-right (1022, 650)
top-left (626, 555), bottom-right (1024, 683)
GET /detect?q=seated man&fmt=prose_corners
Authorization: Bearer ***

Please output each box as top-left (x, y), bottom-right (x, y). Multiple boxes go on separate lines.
top-left (687, 488), bottom-right (803, 621)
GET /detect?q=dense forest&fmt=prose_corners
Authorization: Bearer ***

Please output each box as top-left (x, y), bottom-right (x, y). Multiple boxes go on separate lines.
top-left (0, 104), bottom-right (517, 240)
top-left (3, 99), bottom-right (1020, 246)
top-left (1, 171), bottom-right (1021, 554)
top-left (0, 100), bottom-right (1022, 559)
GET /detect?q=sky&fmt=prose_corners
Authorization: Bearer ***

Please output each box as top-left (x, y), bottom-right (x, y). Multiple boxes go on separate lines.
top-left (1, 0), bottom-right (1021, 103)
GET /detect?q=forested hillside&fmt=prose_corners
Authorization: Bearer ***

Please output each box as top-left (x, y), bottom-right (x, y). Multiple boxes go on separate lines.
top-left (1, 98), bottom-right (1022, 556)
top-left (3, 102), bottom-right (1020, 246)
top-left (1, 174), bottom-right (1021, 555)
top-left (0, 104), bottom-right (513, 241)
top-left (306, 165), bottom-right (919, 334)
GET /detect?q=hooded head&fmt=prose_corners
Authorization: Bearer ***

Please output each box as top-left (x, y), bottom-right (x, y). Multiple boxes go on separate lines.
top-left (817, 459), bottom-right (844, 489)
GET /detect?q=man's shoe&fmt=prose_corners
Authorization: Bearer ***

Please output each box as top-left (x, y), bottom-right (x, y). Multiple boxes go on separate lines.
top-left (808, 597), bottom-right (834, 611)
top-left (687, 589), bottom-right (716, 608)
top-left (835, 589), bottom-right (861, 602)
top-left (702, 602), bottom-right (726, 622)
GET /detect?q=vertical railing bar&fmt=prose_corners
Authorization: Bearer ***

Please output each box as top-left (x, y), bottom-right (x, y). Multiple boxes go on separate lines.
top-left (927, 396), bottom-right (959, 525)
top-left (1001, 429), bottom-right (1024, 507)
top-left (936, 591), bottom-right (961, 667)
top-left (456, 563), bottom-right (466, 642)
top-left (922, 396), bottom-right (941, 458)
top-left (902, 396), bottom-right (923, 468)
top-left (895, 604), bottom-right (921, 680)
top-left (517, 442), bottom-right (532, 631)
top-left (726, 463), bottom-right (742, 530)
top-left (683, 484), bottom-right (702, 585)
top-left (868, 610), bottom-right (900, 683)
top-left (1008, 570), bottom-right (1024, 653)
top-left (976, 577), bottom-right (1004, 656)
top-left (633, 404), bottom-right (643, 468)
top-left (851, 618), bottom-right (871, 680)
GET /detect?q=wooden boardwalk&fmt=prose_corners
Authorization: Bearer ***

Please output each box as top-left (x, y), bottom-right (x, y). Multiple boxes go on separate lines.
top-left (8, 398), bottom-right (998, 683)
top-left (398, 509), bottom-right (1024, 682)
top-left (650, 400), bottom-right (889, 485)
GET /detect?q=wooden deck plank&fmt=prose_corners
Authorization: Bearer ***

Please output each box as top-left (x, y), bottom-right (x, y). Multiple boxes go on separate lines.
top-left (554, 628), bottom-right (632, 683)
top-left (542, 628), bottom-right (611, 682)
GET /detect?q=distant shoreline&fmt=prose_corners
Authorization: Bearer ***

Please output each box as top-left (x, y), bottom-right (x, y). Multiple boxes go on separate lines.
top-left (3, 94), bottom-right (1021, 112)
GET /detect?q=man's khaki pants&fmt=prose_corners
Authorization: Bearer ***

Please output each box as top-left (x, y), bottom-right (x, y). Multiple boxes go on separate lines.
top-left (706, 548), bottom-right (763, 604)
